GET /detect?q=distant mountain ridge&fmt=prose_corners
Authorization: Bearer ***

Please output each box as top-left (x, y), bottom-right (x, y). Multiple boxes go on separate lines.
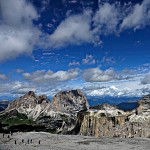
top-left (0, 100), bottom-right (9, 111)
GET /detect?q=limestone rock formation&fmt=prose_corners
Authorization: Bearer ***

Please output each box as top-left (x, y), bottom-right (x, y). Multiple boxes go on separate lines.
top-left (4, 90), bottom-right (89, 134)
top-left (6, 91), bottom-right (51, 120)
top-left (37, 90), bottom-right (89, 133)
top-left (79, 95), bottom-right (150, 138)
top-left (129, 94), bottom-right (150, 123)
top-left (52, 89), bottom-right (89, 113)
top-left (2, 91), bottom-right (150, 138)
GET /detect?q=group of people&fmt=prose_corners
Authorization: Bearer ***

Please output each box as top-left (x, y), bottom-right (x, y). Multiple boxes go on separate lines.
top-left (2, 132), bottom-right (41, 145)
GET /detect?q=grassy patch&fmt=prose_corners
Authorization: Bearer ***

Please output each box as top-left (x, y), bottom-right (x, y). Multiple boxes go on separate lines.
top-left (2, 117), bottom-right (36, 127)
top-left (0, 111), bottom-right (36, 127)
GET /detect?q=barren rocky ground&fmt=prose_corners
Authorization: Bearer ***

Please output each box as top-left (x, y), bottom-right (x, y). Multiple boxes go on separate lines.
top-left (0, 132), bottom-right (150, 150)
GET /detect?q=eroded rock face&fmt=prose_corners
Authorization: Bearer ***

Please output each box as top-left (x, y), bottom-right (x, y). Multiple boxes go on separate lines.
top-left (5, 91), bottom-right (51, 120)
top-left (52, 90), bottom-right (89, 113)
top-left (4, 92), bottom-right (150, 138)
top-left (79, 95), bottom-right (150, 138)
top-left (37, 90), bottom-right (89, 134)
top-left (5, 90), bottom-right (89, 134)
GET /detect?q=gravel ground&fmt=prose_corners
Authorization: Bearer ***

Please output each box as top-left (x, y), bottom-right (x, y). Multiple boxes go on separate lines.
top-left (0, 132), bottom-right (150, 150)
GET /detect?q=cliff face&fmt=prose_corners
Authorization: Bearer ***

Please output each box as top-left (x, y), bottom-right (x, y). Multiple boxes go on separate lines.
top-left (4, 90), bottom-right (89, 134)
top-left (37, 90), bottom-right (89, 134)
top-left (79, 95), bottom-right (150, 138)
top-left (52, 89), bottom-right (89, 113)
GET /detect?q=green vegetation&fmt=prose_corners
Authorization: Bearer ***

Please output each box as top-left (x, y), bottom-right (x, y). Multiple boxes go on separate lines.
top-left (2, 117), bottom-right (36, 127)
top-left (0, 111), bottom-right (36, 127)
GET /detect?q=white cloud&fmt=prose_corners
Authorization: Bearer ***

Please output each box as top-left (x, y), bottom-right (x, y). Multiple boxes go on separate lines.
top-left (0, 73), bottom-right (7, 80)
top-left (0, 0), bottom-right (40, 62)
top-left (102, 56), bottom-right (116, 64)
top-left (87, 86), bottom-right (129, 97)
top-left (49, 69), bottom-right (79, 81)
top-left (86, 85), bottom-right (138, 97)
top-left (83, 68), bottom-right (116, 82)
top-left (69, 60), bottom-right (80, 66)
top-left (82, 67), bottom-right (135, 82)
top-left (0, 0), bottom-right (150, 62)
top-left (0, 69), bottom-right (79, 97)
top-left (23, 69), bottom-right (79, 83)
top-left (121, 0), bottom-right (150, 30)
top-left (0, 81), bottom-right (36, 97)
top-left (82, 55), bottom-right (96, 65)
top-left (0, 68), bottom-right (149, 98)
top-left (83, 73), bottom-right (150, 97)
top-left (141, 73), bottom-right (150, 84)
top-left (93, 2), bottom-right (121, 34)
top-left (46, 0), bottom-right (150, 48)
top-left (48, 10), bottom-right (97, 48)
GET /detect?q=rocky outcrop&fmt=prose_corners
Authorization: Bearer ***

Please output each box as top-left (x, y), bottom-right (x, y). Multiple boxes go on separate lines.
top-left (4, 90), bottom-right (89, 134)
top-left (6, 91), bottom-right (51, 120)
top-left (79, 95), bottom-right (150, 138)
top-left (37, 90), bottom-right (89, 134)
top-left (52, 90), bottom-right (89, 113)
top-left (129, 94), bottom-right (150, 124)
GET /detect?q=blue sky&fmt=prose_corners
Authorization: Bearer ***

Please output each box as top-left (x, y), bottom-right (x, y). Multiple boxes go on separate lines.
top-left (0, 0), bottom-right (150, 100)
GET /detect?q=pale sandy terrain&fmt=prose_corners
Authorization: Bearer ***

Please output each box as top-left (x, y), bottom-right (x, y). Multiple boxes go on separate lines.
top-left (0, 132), bottom-right (150, 150)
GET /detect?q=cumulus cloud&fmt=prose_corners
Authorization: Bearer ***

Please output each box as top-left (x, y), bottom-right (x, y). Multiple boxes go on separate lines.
top-left (141, 73), bottom-right (150, 84)
top-left (48, 10), bottom-right (97, 48)
top-left (0, 0), bottom-right (40, 62)
top-left (0, 68), bottom-right (149, 98)
top-left (0, 0), bottom-right (150, 61)
top-left (93, 2), bottom-right (121, 35)
top-left (83, 68), bottom-right (116, 82)
top-left (47, 0), bottom-right (150, 48)
top-left (0, 73), bottom-right (7, 80)
top-left (82, 55), bottom-right (96, 65)
top-left (82, 67), bottom-right (134, 82)
top-left (82, 72), bottom-right (150, 97)
top-left (0, 81), bottom-right (36, 97)
top-left (23, 69), bottom-right (79, 83)
top-left (121, 0), bottom-right (150, 31)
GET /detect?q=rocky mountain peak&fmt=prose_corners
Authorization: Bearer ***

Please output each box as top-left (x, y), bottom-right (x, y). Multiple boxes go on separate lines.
top-left (5, 91), bottom-right (51, 119)
top-left (51, 89), bottom-right (89, 113)
top-left (23, 91), bottom-right (37, 98)
top-left (38, 95), bottom-right (49, 104)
